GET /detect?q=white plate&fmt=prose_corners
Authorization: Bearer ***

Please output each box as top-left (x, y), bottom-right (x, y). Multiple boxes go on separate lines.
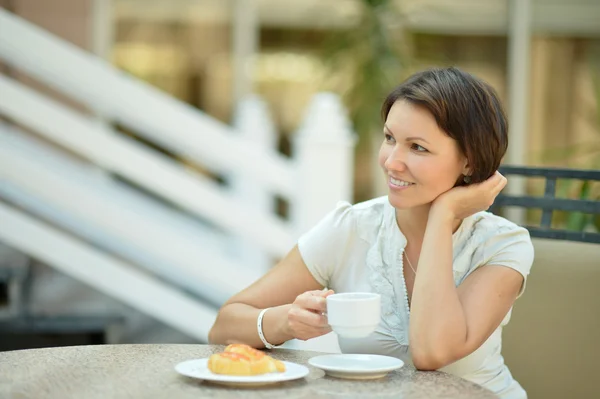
top-left (175, 358), bottom-right (310, 387)
top-left (308, 354), bottom-right (404, 380)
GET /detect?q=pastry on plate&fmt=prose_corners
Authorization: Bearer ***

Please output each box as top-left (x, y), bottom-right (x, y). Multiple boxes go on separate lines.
top-left (207, 344), bottom-right (286, 376)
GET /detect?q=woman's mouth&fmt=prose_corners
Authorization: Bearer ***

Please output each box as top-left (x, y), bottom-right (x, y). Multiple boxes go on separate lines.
top-left (389, 177), bottom-right (415, 189)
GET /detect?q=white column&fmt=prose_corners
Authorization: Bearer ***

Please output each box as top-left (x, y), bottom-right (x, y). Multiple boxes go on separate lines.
top-left (90, 0), bottom-right (113, 61)
top-left (231, 0), bottom-right (259, 106)
top-left (506, 0), bottom-right (532, 224)
top-left (282, 93), bottom-right (356, 354)
top-left (90, 0), bottom-right (114, 178)
top-left (292, 93), bottom-right (357, 235)
top-left (231, 95), bottom-right (277, 272)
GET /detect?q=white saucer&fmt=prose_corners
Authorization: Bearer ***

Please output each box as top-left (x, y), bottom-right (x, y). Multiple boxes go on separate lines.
top-left (308, 354), bottom-right (404, 380)
top-left (175, 358), bottom-right (309, 387)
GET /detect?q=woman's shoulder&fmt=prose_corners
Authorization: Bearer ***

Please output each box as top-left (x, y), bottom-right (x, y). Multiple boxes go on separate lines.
top-left (466, 211), bottom-right (531, 240)
top-left (297, 197), bottom-right (391, 287)
top-left (351, 196), bottom-right (390, 213)
top-left (458, 211), bottom-right (534, 264)
top-left (330, 196), bottom-right (389, 222)
top-left (326, 196), bottom-right (390, 243)
top-left (350, 196), bottom-right (390, 232)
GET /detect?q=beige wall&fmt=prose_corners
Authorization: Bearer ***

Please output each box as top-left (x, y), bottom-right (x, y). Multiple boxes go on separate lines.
top-left (11, 0), bottom-right (92, 50)
top-left (1, 0), bottom-right (95, 160)
top-left (4, 0), bottom-right (93, 115)
top-left (528, 38), bottom-right (599, 169)
top-left (503, 239), bottom-right (600, 399)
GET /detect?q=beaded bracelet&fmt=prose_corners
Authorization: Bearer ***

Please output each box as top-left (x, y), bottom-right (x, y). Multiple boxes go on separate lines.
top-left (257, 307), bottom-right (276, 349)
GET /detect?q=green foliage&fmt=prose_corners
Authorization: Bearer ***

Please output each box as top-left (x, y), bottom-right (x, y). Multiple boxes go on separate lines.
top-left (320, 0), bottom-right (410, 141)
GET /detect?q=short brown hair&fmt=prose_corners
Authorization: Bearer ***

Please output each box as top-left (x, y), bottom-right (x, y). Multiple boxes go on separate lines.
top-left (381, 67), bottom-right (508, 185)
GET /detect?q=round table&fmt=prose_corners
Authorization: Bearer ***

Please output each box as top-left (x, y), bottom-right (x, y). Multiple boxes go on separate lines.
top-left (0, 344), bottom-right (498, 398)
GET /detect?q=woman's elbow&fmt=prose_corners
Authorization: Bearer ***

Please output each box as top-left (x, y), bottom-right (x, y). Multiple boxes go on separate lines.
top-left (412, 356), bottom-right (444, 371)
top-left (411, 347), bottom-right (454, 371)
top-left (207, 324), bottom-right (217, 344)
top-left (207, 312), bottom-right (226, 344)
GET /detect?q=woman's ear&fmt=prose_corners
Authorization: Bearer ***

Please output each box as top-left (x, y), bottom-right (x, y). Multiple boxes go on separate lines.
top-left (461, 158), bottom-right (472, 177)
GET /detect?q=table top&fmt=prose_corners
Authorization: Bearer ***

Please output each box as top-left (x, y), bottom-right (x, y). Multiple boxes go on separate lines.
top-left (0, 344), bottom-right (497, 398)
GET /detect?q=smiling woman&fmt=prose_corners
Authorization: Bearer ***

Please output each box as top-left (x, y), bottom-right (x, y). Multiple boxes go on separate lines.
top-left (378, 67), bottom-right (508, 210)
top-left (209, 67), bottom-right (534, 399)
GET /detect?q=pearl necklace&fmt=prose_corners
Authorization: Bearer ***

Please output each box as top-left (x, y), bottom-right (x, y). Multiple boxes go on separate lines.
top-left (404, 251), bottom-right (417, 274)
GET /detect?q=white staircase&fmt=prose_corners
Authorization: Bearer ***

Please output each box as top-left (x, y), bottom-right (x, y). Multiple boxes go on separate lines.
top-left (0, 8), bottom-right (355, 348)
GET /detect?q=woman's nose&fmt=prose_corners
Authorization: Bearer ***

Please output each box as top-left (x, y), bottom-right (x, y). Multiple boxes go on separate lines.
top-left (384, 147), bottom-right (407, 172)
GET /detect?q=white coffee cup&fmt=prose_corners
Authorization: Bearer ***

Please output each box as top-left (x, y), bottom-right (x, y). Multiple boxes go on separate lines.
top-left (326, 292), bottom-right (381, 338)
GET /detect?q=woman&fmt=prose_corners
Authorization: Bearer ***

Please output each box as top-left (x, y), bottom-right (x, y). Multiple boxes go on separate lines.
top-left (209, 67), bottom-right (534, 398)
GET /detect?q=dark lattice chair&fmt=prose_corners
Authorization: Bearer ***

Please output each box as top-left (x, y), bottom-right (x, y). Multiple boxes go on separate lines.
top-left (491, 166), bottom-right (600, 244)
top-left (495, 165), bottom-right (600, 398)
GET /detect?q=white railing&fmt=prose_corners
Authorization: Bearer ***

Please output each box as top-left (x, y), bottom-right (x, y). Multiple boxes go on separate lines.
top-left (0, 7), bottom-right (356, 257)
top-left (292, 94), bottom-right (356, 233)
top-left (0, 9), bottom-right (356, 350)
top-left (0, 128), bottom-right (261, 306)
top-left (0, 8), bottom-right (293, 198)
top-left (0, 75), bottom-right (295, 257)
top-left (0, 202), bottom-right (217, 341)
top-left (231, 95), bottom-right (278, 271)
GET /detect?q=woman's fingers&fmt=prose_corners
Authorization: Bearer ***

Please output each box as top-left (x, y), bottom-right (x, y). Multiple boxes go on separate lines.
top-left (489, 172), bottom-right (507, 201)
top-left (488, 171), bottom-right (506, 187)
top-left (291, 322), bottom-right (332, 341)
top-left (288, 304), bottom-right (329, 328)
top-left (290, 315), bottom-right (331, 332)
top-left (287, 289), bottom-right (335, 340)
top-left (296, 291), bottom-right (330, 314)
top-left (479, 171), bottom-right (507, 204)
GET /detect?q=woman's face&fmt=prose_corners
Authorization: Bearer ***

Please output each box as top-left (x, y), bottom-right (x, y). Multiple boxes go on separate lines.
top-left (378, 100), bottom-right (469, 210)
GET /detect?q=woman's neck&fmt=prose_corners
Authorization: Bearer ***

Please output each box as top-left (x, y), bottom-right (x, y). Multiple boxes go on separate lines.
top-left (395, 205), bottom-right (431, 247)
top-left (395, 204), bottom-right (463, 247)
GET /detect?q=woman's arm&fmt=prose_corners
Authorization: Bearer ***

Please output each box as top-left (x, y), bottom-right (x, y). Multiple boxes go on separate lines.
top-left (208, 246), bottom-right (330, 347)
top-left (409, 172), bottom-right (525, 370)
top-left (409, 208), bottom-right (524, 370)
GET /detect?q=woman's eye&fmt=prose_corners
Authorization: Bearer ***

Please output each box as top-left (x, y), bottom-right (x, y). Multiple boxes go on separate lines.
top-left (411, 143), bottom-right (428, 152)
top-left (384, 134), bottom-right (395, 143)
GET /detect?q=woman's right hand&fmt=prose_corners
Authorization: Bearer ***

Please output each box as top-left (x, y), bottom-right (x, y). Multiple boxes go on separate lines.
top-left (285, 289), bottom-right (335, 341)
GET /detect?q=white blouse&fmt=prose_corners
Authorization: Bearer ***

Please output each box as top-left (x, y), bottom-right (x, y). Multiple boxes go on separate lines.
top-left (298, 196), bottom-right (534, 399)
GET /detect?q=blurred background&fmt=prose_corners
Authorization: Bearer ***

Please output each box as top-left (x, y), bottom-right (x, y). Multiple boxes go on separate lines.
top-left (0, 1), bottom-right (599, 398)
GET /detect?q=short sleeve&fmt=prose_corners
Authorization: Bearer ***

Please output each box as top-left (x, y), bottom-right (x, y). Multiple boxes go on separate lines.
top-left (480, 226), bottom-right (535, 298)
top-left (297, 201), bottom-right (356, 288)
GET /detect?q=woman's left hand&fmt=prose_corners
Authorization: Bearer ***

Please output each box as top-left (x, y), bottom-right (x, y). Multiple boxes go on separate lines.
top-left (431, 171), bottom-right (507, 220)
